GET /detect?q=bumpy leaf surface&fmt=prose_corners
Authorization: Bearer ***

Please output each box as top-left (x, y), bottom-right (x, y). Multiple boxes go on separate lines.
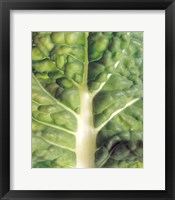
top-left (32, 32), bottom-right (143, 168)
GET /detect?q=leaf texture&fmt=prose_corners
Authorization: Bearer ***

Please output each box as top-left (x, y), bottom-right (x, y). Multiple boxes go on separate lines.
top-left (32, 32), bottom-right (143, 168)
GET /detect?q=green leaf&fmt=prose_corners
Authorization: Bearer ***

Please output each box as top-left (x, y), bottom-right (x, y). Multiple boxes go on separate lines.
top-left (32, 32), bottom-right (143, 168)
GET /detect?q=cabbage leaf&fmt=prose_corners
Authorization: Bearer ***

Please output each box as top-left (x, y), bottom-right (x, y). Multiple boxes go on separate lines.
top-left (32, 32), bottom-right (143, 168)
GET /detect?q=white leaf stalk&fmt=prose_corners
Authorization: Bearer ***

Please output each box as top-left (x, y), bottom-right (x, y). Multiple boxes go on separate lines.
top-left (76, 88), bottom-right (96, 168)
top-left (76, 32), bottom-right (96, 168)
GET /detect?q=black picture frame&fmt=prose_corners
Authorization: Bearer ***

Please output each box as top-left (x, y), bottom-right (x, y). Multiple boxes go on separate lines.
top-left (0, 0), bottom-right (174, 199)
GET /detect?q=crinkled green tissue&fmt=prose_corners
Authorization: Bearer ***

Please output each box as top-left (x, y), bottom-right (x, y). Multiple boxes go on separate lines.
top-left (32, 32), bottom-right (143, 168)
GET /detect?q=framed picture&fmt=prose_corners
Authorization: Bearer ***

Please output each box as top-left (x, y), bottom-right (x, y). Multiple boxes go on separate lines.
top-left (0, 0), bottom-right (174, 199)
